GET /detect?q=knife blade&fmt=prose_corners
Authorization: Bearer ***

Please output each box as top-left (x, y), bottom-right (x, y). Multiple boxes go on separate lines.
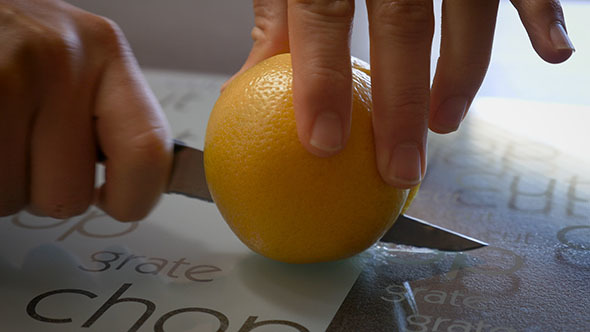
top-left (380, 214), bottom-right (487, 251)
top-left (165, 140), bottom-right (487, 252)
top-left (166, 140), bottom-right (213, 202)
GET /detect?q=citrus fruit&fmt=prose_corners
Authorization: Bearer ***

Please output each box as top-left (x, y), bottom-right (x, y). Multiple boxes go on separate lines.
top-left (204, 53), bottom-right (418, 263)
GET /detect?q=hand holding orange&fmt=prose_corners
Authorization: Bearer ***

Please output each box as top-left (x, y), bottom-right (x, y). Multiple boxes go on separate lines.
top-left (204, 54), bottom-right (418, 263)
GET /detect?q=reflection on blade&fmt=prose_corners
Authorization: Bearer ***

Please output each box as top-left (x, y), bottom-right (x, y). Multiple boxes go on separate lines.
top-left (380, 214), bottom-right (487, 251)
top-left (166, 140), bottom-right (214, 202)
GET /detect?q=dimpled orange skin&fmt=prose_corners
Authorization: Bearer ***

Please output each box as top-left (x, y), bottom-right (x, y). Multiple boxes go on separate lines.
top-left (204, 54), bottom-right (417, 264)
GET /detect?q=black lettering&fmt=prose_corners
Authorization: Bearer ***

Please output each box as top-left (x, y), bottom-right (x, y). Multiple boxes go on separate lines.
top-left (238, 316), bottom-right (310, 332)
top-left (81, 283), bottom-right (154, 332)
top-left (27, 288), bottom-right (97, 323)
top-left (154, 307), bottom-right (229, 332)
top-left (116, 254), bottom-right (145, 270)
top-left (79, 251), bottom-right (123, 272)
top-left (185, 265), bottom-right (221, 282)
top-left (136, 258), bottom-right (169, 275)
top-left (167, 258), bottom-right (190, 278)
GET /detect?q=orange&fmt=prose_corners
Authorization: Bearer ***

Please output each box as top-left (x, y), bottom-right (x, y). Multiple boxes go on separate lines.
top-left (204, 53), bottom-right (418, 263)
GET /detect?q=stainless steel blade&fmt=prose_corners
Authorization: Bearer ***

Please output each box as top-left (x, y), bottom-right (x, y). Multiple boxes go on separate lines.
top-left (165, 141), bottom-right (487, 251)
top-left (166, 140), bottom-right (213, 202)
top-left (380, 214), bottom-right (487, 251)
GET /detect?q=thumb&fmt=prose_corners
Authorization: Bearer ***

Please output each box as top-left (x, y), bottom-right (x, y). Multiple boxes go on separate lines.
top-left (222, 0), bottom-right (290, 90)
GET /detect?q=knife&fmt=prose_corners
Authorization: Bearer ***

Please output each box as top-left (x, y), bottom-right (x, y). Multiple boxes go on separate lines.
top-left (164, 140), bottom-right (487, 252)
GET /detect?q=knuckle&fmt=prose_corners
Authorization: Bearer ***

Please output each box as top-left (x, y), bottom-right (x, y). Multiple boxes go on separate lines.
top-left (127, 127), bottom-right (171, 164)
top-left (459, 59), bottom-right (490, 78)
top-left (528, 0), bottom-right (563, 18)
top-left (0, 7), bottom-right (79, 69)
top-left (375, 0), bottom-right (431, 23)
top-left (442, 53), bottom-right (490, 78)
top-left (250, 26), bottom-right (267, 43)
top-left (82, 14), bottom-right (130, 56)
top-left (292, 0), bottom-right (354, 20)
top-left (23, 27), bottom-right (78, 69)
top-left (383, 86), bottom-right (430, 120)
top-left (37, 31), bottom-right (71, 57)
top-left (87, 15), bottom-right (120, 43)
top-left (253, 0), bottom-right (283, 24)
top-left (372, 0), bottom-right (433, 42)
top-left (308, 62), bottom-right (351, 87)
top-left (0, 5), bottom-right (17, 25)
top-left (252, 8), bottom-right (288, 46)
top-left (0, 43), bottom-right (40, 95)
top-left (251, 21), bottom-right (287, 48)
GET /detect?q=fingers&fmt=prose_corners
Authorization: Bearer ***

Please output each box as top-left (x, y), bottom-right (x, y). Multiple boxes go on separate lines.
top-left (511, 0), bottom-right (574, 64)
top-left (93, 21), bottom-right (172, 222)
top-left (0, 43), bottom-right (35, 216)
top-left (226, 0), bottom-right (357, 157)
top-left (366, 0), bottom-right (434, 188)
top-left (288, 0), bottom-right (355, 156)
top-left (221, 0), bottom-right (289, 90)
top-left (0, 7), bottom-right (96, 219)
top-left (0, 93), bottom-right (30, 216)
top-left (27, 26), bottom-right (97, 219)
top-left (0, 5), bottom-right (170, 221)
top-left (29, 81), bottom-right (96, 218)
top-left (429, 0), bottom-right (499, 134)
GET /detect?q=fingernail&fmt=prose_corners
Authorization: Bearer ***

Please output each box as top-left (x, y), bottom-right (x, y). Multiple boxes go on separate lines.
top-left (310, 112), bottom-right (343, 152)
top-left (550, 22), bottom-right (575, 52)
top-left (386, 143), bottom-right (422, 186)
top-left (433, 96), bottom-right (468, 132)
